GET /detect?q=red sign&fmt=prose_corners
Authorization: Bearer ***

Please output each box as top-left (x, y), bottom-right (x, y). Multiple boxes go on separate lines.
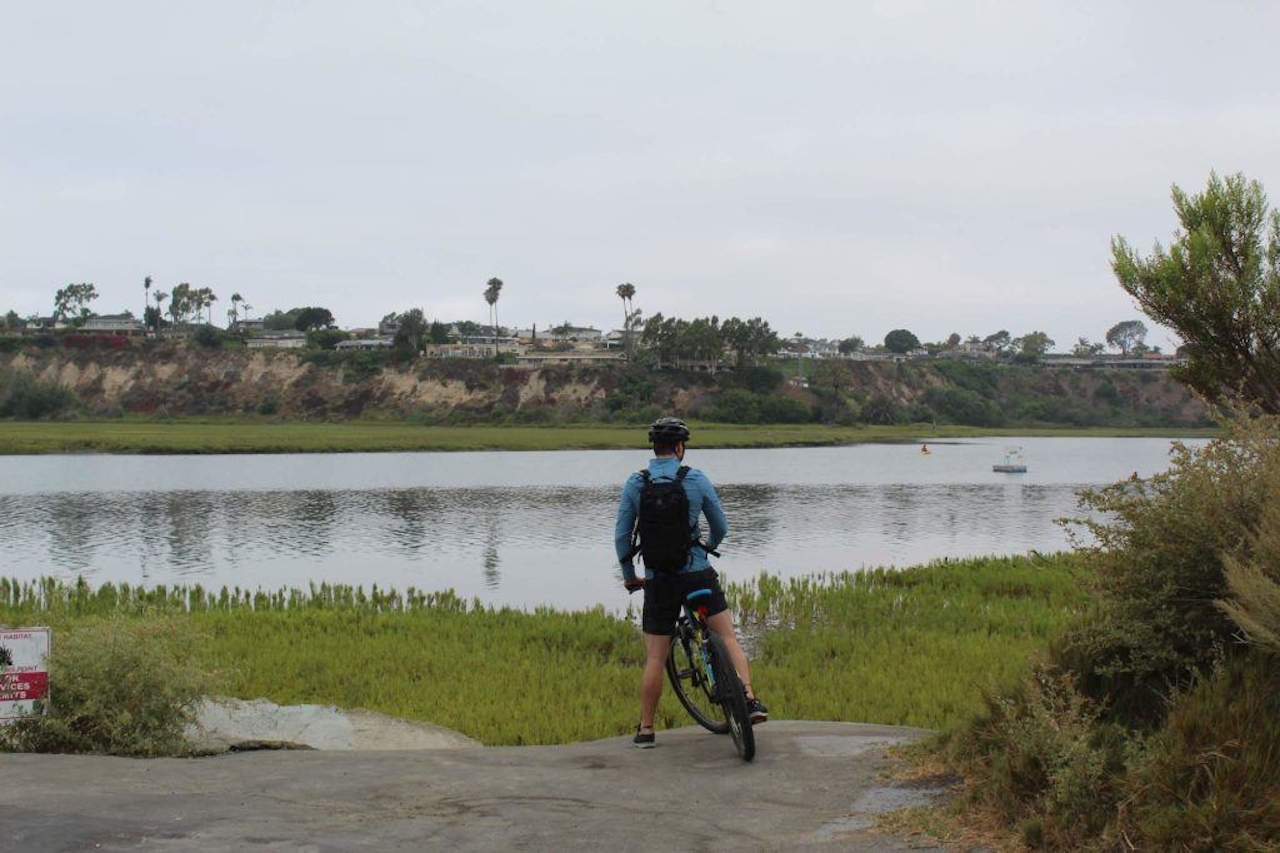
top-left (0, 671), bottom-right (48, 702)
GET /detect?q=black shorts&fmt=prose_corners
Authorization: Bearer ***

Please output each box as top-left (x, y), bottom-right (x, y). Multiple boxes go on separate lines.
top-left (641, 569), bottom-right (728, 636)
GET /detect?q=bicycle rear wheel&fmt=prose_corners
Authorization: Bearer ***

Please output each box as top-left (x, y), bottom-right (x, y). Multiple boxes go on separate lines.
top-left (665, 625), bottom-right (729, 734)
top-left (707, 633), bottom-right (755, 762)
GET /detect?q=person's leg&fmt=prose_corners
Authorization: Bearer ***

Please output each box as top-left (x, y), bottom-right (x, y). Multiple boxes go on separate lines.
top-left (705, 609), bottom-right (756, 698)
top-left (639, 632), bottom-right (670, 730)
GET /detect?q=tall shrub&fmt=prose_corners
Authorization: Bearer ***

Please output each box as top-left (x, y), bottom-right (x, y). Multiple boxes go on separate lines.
top-left (0, 618), bottom-right (211, 756)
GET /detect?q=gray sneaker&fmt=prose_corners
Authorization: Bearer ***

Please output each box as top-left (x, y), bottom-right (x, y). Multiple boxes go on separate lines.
top-left (632, 725), bottom-right (656, 748)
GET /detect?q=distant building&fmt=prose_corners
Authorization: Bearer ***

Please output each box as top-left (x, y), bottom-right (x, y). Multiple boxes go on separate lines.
top-left (425, 342), bottom-right (519, 359)
top-left (24, 316), bottom-right (68, 334)
top-left (335, 337), bottom-right (393, 350)
top-left (247, 331), bottom-right (307, 349)
top-left (82, 314), bottom-right (145, 336)
top-left (517, 351), bottom-right (625, 365)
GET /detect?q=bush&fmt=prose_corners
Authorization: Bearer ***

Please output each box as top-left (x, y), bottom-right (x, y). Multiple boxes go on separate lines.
top-left (759, 394), bottom-right (811, 423)
top-left (1062, 414), bottom-right (1280, 723)
top-left (941, 414), bottom-right (1280, 849)
top-left (0, 618), bottom-right (212, 756)
top-left (944, 664), bottom-right (1128, 848)
top-left (708, 388), bottom-right (761, 423)
top-left (0, 374), bottom-right (75, 419)
top-left (1218, 470), bottom-right (1280, 657)
top-left (193, 325), bottom-right (222, 348)
top-left (736, 366), bottom-right (785, 394)
top-left (1119, 655), bottom-right (1280, 849)
top-left (307, 328), bottom-right (349, 350)
top-left (922, 387), bottom-right (1004, 427)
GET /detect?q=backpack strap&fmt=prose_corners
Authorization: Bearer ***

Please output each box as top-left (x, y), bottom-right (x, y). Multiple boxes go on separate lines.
top-left (627, 469), bottom-right (650, 560)
top-left (673, 466), bottom-right (722, 558)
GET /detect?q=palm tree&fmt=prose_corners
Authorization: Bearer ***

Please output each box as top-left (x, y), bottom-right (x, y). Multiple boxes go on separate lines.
top-left (143, 275), bottom-right (152, 330)
top-left (615, 282), bottom-right (636, 357)
top-left (484, 277), bottom-right (504, 343)
top-left (230, 292), bottom-right (243, 328)
top-left (154, 290), bottom-right (169, 330)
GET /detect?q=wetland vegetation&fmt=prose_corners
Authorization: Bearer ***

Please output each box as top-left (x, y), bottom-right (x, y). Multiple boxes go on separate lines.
top-left (0, 553), bottom-right (1085, 749)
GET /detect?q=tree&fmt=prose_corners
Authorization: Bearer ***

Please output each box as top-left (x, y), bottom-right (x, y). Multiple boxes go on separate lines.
top-left (721, 317), bottom-right (780, 367)
top-left (52, 283), bottom-right (99, 326)
top-left (616, 282), bottom-right (637, 358)
top-left (153, 290), bottom-right (169, 327)
top-left (884, 328), bottom-right (920, 354)
top-left (1073, 336), bottom-right (1106, 357)
top-left (293, 306), bottom-right (335, 331)
top-left (1112, 172), bottom-right (1280, 413)
top-left (229, 293), bottom-right (244, 328)
top-left (2, 309), bottom-right (20, 330)
top-left (394, 308), bottom-right (427, 354)
top-left (813, 360), bottom-right (852, 421)
top-left (262, 309), bottom-right (301, 331)
top-left (983, 330), bottom-right (1012, 354)
top-left (168, 283), bottom-right (196, 324)
top-left (1105, 320), bottom-right (1148, 355)
top-left (143, 275), bottom-right (152, 328)
top-left (1011, 331), bottom-right (1054, 363)
top-left (307, 328), bottom-right (348, 350)
top-left (484, 277), bottom-right (503, 341)
top-left (200, 288), bottom-right (217, 325)
top-left (837, 336), bottom-right (864, 355)
top-left (946, 332), bottom-right (962, 349)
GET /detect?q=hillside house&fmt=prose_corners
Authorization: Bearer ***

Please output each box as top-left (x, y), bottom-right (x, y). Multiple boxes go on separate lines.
top-left (82, 314), bottom-right (145, 335)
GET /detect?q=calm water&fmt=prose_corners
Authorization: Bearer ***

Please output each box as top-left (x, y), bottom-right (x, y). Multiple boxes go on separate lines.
top-left (0, 437), bottom-right (1202, 610)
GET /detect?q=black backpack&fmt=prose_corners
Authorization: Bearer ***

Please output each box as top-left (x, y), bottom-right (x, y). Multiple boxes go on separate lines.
top-left (632, 466), bottom-right (694, 573)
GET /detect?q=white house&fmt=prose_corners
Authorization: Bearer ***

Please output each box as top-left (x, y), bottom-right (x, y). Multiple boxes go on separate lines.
top-left (247, 331), bottom-right (307, 349)
top-left (82, 314), bottom-right (145, 335)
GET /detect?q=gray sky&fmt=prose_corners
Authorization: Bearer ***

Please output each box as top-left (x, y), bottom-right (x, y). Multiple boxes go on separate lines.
top-left (3, 1), bottom-right (1277, 350)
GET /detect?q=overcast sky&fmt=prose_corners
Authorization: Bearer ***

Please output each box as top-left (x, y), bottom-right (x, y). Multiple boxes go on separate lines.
top-left (3, 1), bottom-right (1277, 350)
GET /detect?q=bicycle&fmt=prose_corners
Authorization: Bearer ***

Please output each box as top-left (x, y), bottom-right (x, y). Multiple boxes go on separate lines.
top-left (664, 587), bottom-right (755, 762)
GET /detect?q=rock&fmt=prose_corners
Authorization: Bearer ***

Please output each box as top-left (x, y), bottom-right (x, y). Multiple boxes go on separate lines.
top-left (187, 697), bottom-right (481, 753)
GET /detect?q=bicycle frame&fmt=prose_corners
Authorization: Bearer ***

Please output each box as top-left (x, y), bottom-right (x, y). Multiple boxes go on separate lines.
top-left (676, 587), bottom-right (754, 761)
top-left (682, 594), bottom-right (719, 695)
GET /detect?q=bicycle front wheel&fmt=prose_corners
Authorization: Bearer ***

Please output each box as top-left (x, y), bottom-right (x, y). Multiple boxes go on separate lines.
top-left (707, 632), bottom-right (755, 762)
top-left (666, 627), bottom-right (729, 734)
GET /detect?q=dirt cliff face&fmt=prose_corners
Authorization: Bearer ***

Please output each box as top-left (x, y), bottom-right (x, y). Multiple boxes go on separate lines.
top-left (2, 343), bottom-right (610, 419)
top-left (0, 342), bottom-right (1209, 425)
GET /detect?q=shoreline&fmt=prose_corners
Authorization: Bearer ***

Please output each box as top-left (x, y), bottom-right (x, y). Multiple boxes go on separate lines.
top-left (0, 419), bottom-right (1217, 455)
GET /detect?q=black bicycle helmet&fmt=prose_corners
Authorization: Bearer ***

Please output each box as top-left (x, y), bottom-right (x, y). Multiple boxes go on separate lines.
top-left (648, 416), bottom-right (690, 444)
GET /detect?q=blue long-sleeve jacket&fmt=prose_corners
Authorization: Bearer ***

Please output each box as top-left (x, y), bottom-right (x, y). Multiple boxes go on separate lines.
top-left (614, 456), bottom-right (728, 582)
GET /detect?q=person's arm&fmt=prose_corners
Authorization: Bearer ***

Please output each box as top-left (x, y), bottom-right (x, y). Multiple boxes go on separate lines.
top-left (700, 476), bottom-right (728, 552)
top-left (614, 476), bottom-right (641, 583)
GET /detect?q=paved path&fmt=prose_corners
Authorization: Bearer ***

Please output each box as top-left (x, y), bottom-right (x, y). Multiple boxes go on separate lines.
top-left (1, 721), bottom-right (953, 851)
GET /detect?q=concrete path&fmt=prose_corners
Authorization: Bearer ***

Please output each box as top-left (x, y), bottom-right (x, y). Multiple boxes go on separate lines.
top-left (1, 721), bottom-right (954, 852)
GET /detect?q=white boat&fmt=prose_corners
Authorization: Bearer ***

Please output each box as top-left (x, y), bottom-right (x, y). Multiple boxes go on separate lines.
top-left (993, 446), bottom-right (1027, 473)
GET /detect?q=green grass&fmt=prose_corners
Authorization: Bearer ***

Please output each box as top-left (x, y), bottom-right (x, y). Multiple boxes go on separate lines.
top-left (1, 555), bottom-right (1089, 747)
top-left (729, 555), bottom-right (1091, 730)
top-left (0, 418), bottom-right (1215, 454)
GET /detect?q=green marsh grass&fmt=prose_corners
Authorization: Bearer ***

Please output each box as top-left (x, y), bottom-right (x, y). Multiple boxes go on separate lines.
top-left (2, 555), bottom-right (1088, 747)
top-left (0, 419), bottom-right (1213, 455)
top-left (728, 555), bottom-right (1091, 730)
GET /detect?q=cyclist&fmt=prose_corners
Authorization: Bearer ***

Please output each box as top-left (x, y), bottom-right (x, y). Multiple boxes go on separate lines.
top-left (614, 416), bottom-right (768, 748)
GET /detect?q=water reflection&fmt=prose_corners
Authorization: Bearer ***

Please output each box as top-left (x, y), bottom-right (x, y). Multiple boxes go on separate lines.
top-left (0, 439), bottom-right (1204, 610)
